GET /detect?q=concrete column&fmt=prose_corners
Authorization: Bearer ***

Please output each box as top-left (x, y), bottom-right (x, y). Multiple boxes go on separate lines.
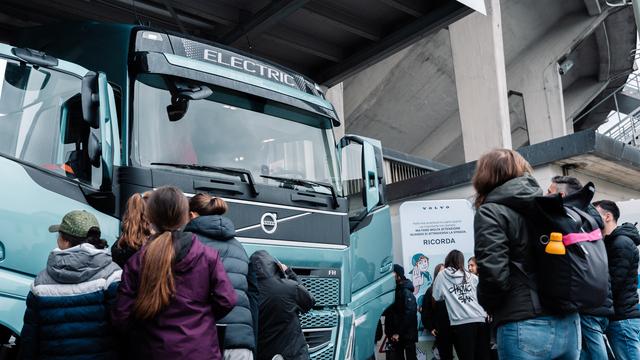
top-left (325, 82), bottom-right (345, 140)
top-left (523, 63), bottom-right (567, 144)
top-left (450, 0), bottom-right (512, 161)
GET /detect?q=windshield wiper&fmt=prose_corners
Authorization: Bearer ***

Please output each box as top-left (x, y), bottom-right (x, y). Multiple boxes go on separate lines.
top-left (260, 175), bottom-right (338, 208)
top-left (151, 162), bottom-right (258, 196)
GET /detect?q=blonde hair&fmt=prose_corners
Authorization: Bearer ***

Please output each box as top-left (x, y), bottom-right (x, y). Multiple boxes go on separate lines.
top-left (117, 192), bottom-right (152, 251)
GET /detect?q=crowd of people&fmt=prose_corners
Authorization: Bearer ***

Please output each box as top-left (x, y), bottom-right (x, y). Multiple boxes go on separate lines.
top-left (383, 149), bottom-right (640, 360)
top-left (18, 186), bottom-right (315, 360)
top-left (14, 148), bottom-right (640, 360)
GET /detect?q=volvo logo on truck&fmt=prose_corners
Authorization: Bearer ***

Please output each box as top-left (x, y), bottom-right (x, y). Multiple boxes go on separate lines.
top-left (260, 213), bottom-right (278, 234)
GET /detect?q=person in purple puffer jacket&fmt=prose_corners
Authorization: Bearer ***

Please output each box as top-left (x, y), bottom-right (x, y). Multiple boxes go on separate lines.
top-left (112, 186), bottom-right (236, 360)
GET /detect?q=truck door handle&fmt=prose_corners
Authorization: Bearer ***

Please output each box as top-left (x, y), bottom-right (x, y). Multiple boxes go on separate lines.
top-left (194, 180), bottom-right (244, 195)
top-left (380, 257), bottom-right (392, 274)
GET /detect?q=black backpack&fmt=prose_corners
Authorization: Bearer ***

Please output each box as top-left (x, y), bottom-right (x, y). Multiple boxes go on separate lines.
top-left (518, 182), bottom-right (609, 314)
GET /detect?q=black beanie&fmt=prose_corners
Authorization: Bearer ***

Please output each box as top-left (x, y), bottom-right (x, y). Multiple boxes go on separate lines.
top-left (393, 264), bottom-right (405, 276)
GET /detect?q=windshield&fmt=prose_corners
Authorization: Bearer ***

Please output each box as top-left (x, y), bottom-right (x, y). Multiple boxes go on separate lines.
top-left (131, 74), bottom-right (341, 192)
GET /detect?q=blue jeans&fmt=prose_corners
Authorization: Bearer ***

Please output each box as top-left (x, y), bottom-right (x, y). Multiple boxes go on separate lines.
top-left (579, 315), bottom-right (609, 360)
top-left (497, 313), bottom-right (581, 360)
top-left (607, 318), bottom-right (640, 360)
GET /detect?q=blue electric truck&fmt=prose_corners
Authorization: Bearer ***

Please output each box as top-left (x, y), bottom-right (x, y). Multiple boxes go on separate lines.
top-left (0, 23), bottom-right (395, 359)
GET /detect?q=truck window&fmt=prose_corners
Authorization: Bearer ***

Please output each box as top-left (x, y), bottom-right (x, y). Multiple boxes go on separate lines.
top-left (131, 73), bottom-right (341, 193)
top-left (0, 58), bottom-right (100, 187)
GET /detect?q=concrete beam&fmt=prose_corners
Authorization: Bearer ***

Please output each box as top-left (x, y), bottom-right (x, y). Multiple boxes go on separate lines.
top-left (594, 24), bottom-right (611, 82)
top-left (262, 27), bottom-right (344, 62)
top-left (583, 0), bottom-right (602, 16)
top-left (220, 0), bottom-right (309, 45)
top-left (301, 3), bottom-right (381, 41)
top-left (450, 0), bottom-right (512, 161)
top-left (378, 0), bottom-right (424, 17)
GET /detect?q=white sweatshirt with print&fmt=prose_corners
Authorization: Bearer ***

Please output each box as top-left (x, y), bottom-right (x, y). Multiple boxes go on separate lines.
top-left (432, 267), bottom-right (487, 326)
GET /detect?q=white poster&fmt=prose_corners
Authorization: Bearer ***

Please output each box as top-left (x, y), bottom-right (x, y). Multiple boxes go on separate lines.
top-left (399, 199), bottom-right (475, 342)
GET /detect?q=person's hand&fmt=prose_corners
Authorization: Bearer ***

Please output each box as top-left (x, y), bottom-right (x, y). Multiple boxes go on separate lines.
top-left (431, 329), bottom-right (437, 337)
top-left (391, 334), bottom-right (400, 342)
top-left (412, 266), bottom-right (424, 286)
top-left (279, 263), bottom-right (288, 272)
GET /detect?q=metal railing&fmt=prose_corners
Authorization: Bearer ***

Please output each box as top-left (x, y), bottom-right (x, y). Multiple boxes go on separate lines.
top-left (574, 71), bottom-right (640, 124)
top-left (573, 53), bottom-right (640, 148)
top-left (602, 109), bottom-right (640, 146)
top-left (384, 158), bottom-right (432, 184)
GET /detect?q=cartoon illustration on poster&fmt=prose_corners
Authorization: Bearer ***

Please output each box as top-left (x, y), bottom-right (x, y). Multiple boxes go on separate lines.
top-left (410, 253), bottom-right (432, 297)
top-left (399, 199), bottom-right (475, 354)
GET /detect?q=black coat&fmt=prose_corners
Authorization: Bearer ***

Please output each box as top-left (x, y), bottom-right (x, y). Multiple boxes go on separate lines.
top-left (474, 175), bottom-right (547, 326)
top-left (384, 278), bottom-right (418, 343)
top-left (184, 215), bottom-right (259, 352)
top-left (421, 285), bottom-right (450, 333)
top-left (110, 242), bottom-right (138, 268)
top-left (605, 223), bottom-right (640, 321)
top-left (250, 250), bottom-right (315, 360)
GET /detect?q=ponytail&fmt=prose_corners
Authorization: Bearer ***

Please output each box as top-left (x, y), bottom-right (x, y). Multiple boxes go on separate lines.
top-left (189, 193), bottom-right (228, 216)
top-left (134, 186), bottom-right (189, 319)
top-left (134, 231), bottom-right (175, 319)
top-left (118, 193), bottom-right (151, 251)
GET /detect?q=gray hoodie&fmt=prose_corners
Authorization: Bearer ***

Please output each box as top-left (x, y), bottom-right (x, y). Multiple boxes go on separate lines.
top-left (432, 267), bottom-right (487, 326)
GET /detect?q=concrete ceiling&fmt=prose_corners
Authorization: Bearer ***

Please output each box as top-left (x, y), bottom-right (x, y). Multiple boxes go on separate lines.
top-left (0, 0), bottom-right (472, 86)
top-left (343, 0), bottom-right (636, 166)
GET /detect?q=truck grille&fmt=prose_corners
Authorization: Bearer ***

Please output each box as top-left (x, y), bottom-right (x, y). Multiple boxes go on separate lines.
top-left (300, 309), bottom-right (339, 328)
top-left (300, 309), bottom-right (338, 360)
top-left (300, 277), bottom-right (340, 306)
top-left (311, 346), bottom-right (335, 360)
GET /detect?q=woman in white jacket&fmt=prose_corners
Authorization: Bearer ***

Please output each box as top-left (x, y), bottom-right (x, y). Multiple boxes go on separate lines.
top-left (432, 250), bottom-right (489, 360)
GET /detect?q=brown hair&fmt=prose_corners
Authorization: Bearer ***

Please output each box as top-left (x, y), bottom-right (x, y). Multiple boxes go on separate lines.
top-left (472, 149), bottom-right (533, 208)
top-left (117, 193), bottom-right (151, 251)
top-left (189, 193), bottom-right (228, 216)
top-left (134, 186), bottom-right (189, 319)
top-left (60, 228), bottom-right (107, 249)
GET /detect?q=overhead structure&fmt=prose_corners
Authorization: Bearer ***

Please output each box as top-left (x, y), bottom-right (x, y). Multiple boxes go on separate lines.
top-left (0, 0), bottom-right (476, 86)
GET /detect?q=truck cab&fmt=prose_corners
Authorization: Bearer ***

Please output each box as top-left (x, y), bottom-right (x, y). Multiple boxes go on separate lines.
top-left (7, 23), bottom-right (395, 359)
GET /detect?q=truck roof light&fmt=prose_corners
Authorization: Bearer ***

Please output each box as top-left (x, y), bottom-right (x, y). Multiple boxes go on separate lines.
top-left (142, 31), bottom-right (163, 41)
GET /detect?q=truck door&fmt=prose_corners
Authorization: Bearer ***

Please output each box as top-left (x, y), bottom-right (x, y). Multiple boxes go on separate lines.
top-left (0, 50), bottom-right (119, 334)
top-left (339, 135), bottom-right (395, 360)
top-left (339, 135), bottom-right (393, 292)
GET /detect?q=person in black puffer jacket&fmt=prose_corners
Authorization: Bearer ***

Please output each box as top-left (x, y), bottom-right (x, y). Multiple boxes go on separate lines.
top-left (473, 149), bottom-right (581, 359)
top-left (593, 200), bottom-right (640, 358)
top-left (384, 264), bottom-right (418, 360)
top-left (185, 193), bottom-right (259, 360)
top-left (250, 250), bottom-right (315, 360)
top-left (548, 176), bottom-right (614, 359)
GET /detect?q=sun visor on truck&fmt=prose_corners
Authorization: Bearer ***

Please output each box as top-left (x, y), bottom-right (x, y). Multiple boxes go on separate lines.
top-left (134, 29), bottom-right (340, 126)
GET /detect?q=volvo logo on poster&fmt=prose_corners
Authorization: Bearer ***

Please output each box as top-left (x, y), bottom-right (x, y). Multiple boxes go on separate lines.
top-left (399, 199), bottom-right (475, 342)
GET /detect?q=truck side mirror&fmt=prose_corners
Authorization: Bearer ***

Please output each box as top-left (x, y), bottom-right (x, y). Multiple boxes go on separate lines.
top-left (82, 71), bottom-right (100, 129)
top-left (338, 135), bottom-right (383, 220)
